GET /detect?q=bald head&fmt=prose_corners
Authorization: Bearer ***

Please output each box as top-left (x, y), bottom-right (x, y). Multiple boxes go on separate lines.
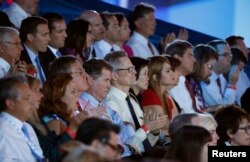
top-left (79, 10), bottom-right (104, 41)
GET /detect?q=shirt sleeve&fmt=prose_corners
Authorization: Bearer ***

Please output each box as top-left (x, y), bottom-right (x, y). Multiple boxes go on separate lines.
top-left (140, 89), bottom-right (162, 107)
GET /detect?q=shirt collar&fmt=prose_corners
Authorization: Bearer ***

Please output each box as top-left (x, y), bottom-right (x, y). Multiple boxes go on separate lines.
top-left (24, 44), bottom-right (38, 63)
top-left (133, 31), bottom-right (148, 45)
top-left (48, 45), bottom-right (58, 55)
top-left (0, 57), bottom-right (11, 74)
top-left (109, 86), bottom-right (128, 100)
top-left (1, 112), bottom-right (24, 130)
top-left (81, 92), bottom-right (100, 107)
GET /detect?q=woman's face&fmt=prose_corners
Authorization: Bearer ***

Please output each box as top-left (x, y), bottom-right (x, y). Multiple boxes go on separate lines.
top-left (202, 58), bottom-right (216, 80)
top-left (61, 80), bottom-right (78, 114)
top-left (229, 118), bottom-right (250, 146)
top-left (135, 66), bottom-right (149, 91)
top-left (160, 62), bottom-right (175, 86)
top-left (118, 17), bottom-right (131, 42)
top-left (208, 127), bottom-right (220, 146)
top-left (29, 80), bottom-right (43, 110)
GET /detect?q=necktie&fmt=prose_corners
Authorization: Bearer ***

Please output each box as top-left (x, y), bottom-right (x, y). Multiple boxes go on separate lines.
top-left (126, 95), bottom-right (152, 151)
top-left (148, 42), bottom-right (155, 55)
top-left (35, 56), bottom-right (45, 84)
top-left (110, 46), bottom-right (115, 52)
top-left (22, 125), bottom-right (45, 161)
top-left (185, 79), bottom-right (197, 111)
top-left (56, 50), bottom-right (62, 58)
top-left (216, 77), bottom-right (222, 94)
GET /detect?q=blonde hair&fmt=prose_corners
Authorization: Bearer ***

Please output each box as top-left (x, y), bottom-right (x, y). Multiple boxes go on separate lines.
top-left (198, 113), bottom-right (217, 131)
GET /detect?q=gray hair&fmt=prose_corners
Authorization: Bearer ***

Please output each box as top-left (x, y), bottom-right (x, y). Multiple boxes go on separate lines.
top-left (104, 51), bottom-right (127, 70)
top-left (0, 27), bottom-right (19, 43)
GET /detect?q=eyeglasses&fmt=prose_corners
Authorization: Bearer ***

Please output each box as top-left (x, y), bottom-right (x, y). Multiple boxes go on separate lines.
top-left (70, 71), bottom-right (85, 76)
top-left (238, 125), bottom-right (250, 133)
top-left (206, 63), bottom-right (214, 70)
top-left (105, 142), bottom-right (124, 155)
top-left (2, 41), bottom-right (22, 48)
top-left (116, 66), bottom-right (135, 73)
top-left (220, 52), bottom-right (232, 58)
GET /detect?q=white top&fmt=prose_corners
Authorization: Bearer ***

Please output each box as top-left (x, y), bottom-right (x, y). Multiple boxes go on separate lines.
top-left (0, 58), bottom-right (10, 78)
top-left (169, 75), bottom-right (195, 113)
top-left (0, 112), bottom-right (43, 162)
top-left (93, 40), bottom-right (121, 59)
top-left (236, 70), bottom-right (250, 106)
top-left (201, 71), bottom-right (236, 107)
top-left (4, 2), bottom-right (30, 29)
top-left (126, 31), bottom-right (159, 59)
top-left (48, 45), bottom-right (60, 58)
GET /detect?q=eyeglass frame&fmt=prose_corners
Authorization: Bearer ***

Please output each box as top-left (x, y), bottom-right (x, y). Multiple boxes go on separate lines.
top-left (238, 125), bottom-right (250, 133)
top-left (220, 52), bottom-right (232, 58)
top-left (115, 66), bottom-right (135, 73)
top-left (100, 138), bottom-right (124, 155)
top-left (70, 70), bottom-right (86, 76)
top-left (1, 41), bottom-right (22, 48)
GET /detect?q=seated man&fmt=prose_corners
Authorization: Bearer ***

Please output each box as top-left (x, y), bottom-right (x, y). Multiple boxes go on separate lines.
top-left (0, 74), bottom-right (45, 161)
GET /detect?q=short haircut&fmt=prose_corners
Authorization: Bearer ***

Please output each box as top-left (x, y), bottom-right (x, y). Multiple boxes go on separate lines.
top-left (48, 56), bottom-right (79, 79)
top-left (83, 58), bottom-right (112, 80)
top-left (42, 12), bottom-right (64, 31)
top-left (0, 26), bottom-right (19, 42)
top-left (100, 12), bottom-right (115, 29)
top-left (113, 12), bottom-right (126, 26)
top-left (165, 39), bottom-right (193, 57)
top-left (168, 113), bottom-right (198, 137)
top-left (226, 35), bottom-right (244, 47)
top-left (0, 74), bottom-right (27, 111)
top-left (207, 39), bottom-right (228, 55)
top-left (231, 47), bottom-right (247, 65)
top-left (76, 118), bottom-right (120, 145)
top-left (131, 2), bottom-right (155, 30)
top-left (104, 51), bottom-right (127, 70)
top-left (130, 57), bottom-right (149, 80)
top-left (19, 16), bottom-right (48, 43)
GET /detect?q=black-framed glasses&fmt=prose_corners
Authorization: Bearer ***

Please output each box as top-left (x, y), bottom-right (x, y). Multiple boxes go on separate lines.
top-left (220, 52), bottom-right (232, 58)
top-left (238, 125), bottom-right (250, 133)
top-left (116, 66), bottom-right (135, 73)
top-left (2, 41), bottom-right (22, 47)
top-left (105, 142), bottom-right (124, 155)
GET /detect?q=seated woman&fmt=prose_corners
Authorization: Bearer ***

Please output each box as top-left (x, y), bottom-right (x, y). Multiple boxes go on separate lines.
top-left (129, 56), bottom-right (149, 104)
top-left (140, 56), bottom-right (179, 136)
top-left (214, 105), bottom-right (250, 146)
top-left (26, 75), bottom-right (87, 161)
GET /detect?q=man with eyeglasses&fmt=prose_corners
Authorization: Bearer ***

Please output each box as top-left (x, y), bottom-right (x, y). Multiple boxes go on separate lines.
top-left (0, 27), bottom-right (27, 78)
top-left (76, 118), bottom-right (124, 160)
top-left (201, 40), bottom-right (240, 107)
top-left (104, 51), bottom-right (167, 159)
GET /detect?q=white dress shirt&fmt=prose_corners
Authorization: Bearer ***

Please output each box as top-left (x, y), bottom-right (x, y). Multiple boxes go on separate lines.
top-left (201, 71), bottom-right (236, 107)
top-left (4, 2), bottom-right (30, 29)
top-left (48, 45), bottom-right (60, 58)
top-left (126, 31), bottom-right (159, 59)
top-left (169, 75), bottom-right (195, 114)
top-left (0, 112), bottom-right (43, 162)
top-left (93, 40), bottom-right (121, 59)
top-left (0, 58), bottom-right (10, 79)
top-left (236, 70), bottom-right (250, 106)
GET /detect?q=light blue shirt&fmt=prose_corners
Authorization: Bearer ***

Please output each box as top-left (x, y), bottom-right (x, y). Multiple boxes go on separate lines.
top-left (93, 40), bottom-right (121, 59)
top-left (0, 57), bottom-right (10, 78)
top-left (201, 71), bottom-right (236, 107)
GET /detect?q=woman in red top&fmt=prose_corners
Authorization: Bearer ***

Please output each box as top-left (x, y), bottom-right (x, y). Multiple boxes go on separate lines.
top-left (140, 56), bottom-right (180, 135)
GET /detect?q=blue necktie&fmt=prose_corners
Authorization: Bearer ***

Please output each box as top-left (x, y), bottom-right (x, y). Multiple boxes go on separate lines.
top-left (22, 125), bottom-right (45, 162)
top-left (56, 50), bottom-right (62, 58)
top-left (35, 56), bottom-right (45, 84)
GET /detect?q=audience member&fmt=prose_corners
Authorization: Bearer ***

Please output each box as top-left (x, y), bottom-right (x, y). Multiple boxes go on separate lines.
top-left (60, 19), bottom-right (93, 63)
top-left (214, 105), bottom-right (250, 146)
top-left (165, 40), bottom-right (196, 113)
top-left (4, 0), bottom-right (39, 29)
top-left (0, 74), bottom-right (45, 161)
top-left (129, 56), bottom-right (149, 103)
top-left (0, 11), bottom-right (14, 27)
top-left (76, 118), bottom-right (124, 160)
top-left (19, 16), bottom-right (50, 84)
top-left (114, 12), bottom-right (133, 57)
top-left (0, 26), bottom-right (27, 78)
top-left (127, 2), bottom-right (159, 58)
top-left (201, 40), bottom-right (239, 107)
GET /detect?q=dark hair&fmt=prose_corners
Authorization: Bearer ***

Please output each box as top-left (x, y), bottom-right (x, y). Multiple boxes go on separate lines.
top-left (42, 12), bottom-right (64, 31)
top-left (241, 87), bottom-right (250, 114)
top-left (214, 105), bottom-right (250, 145)
top-left (76, 118), bottom-right (120, 145)
top-left (83, 58), bottom-right (112, 80)
top-left (130, 2), bottom-right (155, 30)
top-left (130, 57), bottom-right (149, 80)
top-left (165, 39), bottom-right (193, 57)
top-left (100, 12), bottom-right (115, 29)
top-left (64, 19), bottom-right (89, 54)
top-left (163, 54), bottom-right (181, 71)
top-left (0, 11), bottom-right (14, 27)
top-left (165, 125), bottom-right (212, 162)
top-left (231, 47), bottom-right (247, 65)
top-left (48, 56), bottom-right (79, 79)
top-left (113, 12), bottom-right (125, 26)
top-left (226, 35), bottom-right (244, 47)
top-left (0, 74), bottom-right (27, 111)
top-left (192, 44), bottom-right (218, 82)
top-left (19, 16), bottom-right (48, 43)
